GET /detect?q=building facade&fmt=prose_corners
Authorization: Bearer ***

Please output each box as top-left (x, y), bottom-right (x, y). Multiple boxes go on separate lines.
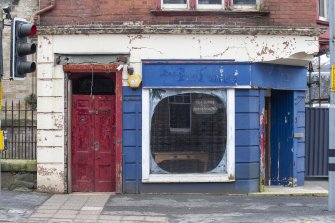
top-left (36, 0), bottom-right (322, 193)
top-left (1, 0), bottom-right (38, 103)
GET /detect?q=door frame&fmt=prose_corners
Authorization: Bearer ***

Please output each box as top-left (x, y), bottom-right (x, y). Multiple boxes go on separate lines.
top-left (64, 64), bottom-right (123, 193)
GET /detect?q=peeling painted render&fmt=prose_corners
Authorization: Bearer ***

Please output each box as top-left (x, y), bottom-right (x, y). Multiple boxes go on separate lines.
top-left (36, 24), bottom-right (319, 193)
top-left (38, 25), bottom-right (324, 37)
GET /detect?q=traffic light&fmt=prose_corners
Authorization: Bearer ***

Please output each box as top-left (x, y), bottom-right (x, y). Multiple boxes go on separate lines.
top-left (10, 18), bottom-right (37, 80)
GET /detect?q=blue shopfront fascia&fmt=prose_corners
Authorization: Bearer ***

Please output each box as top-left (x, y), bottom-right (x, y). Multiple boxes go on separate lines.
top-left (142, 61), bottom-right (307, 90)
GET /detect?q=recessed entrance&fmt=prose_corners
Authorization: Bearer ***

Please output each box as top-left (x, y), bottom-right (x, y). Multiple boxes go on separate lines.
top-left (264, 90), bottom-right (294, 186)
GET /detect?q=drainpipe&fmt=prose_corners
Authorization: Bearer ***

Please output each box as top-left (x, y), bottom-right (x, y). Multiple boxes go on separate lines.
top-left (33, 0), bottom-right (56, 25)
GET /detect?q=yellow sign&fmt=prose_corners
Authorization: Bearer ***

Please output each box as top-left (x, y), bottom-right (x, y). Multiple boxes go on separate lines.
top-left (0, 82), bottom-right (2, 107)
top-left (332, 65), bottom-right (335, 92)
top-left (0, 131), bottom-right (4, 151)
top-left (127, 74), bottom-right (142, 88)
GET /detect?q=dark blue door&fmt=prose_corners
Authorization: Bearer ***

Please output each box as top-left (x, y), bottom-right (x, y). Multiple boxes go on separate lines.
top-left (270, 90), bottom-right (294, 185)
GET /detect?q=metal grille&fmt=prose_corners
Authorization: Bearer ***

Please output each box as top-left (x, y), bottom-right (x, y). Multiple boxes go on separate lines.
top-left (0, 100), bottom-right (37, 160)
top-left (306, 55), bottom-right (330, 105)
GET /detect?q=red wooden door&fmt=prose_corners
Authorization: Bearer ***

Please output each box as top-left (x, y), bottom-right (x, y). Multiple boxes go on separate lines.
top-left (72, 95), bottom-right (116, 192)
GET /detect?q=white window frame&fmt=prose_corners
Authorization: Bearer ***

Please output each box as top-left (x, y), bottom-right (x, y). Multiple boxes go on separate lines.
top-left (231, 0), bottom-right (259, 11)
top-left (318, 0), bottom-right (328, 21)
top-left (142, 88), bottom-right (235, 183)
top-left (161, 0), bottom-right (259, 10)
top-left (161, 0), bottom-right (189, 10)
top-left (197, 0), bottom-right (225, 10)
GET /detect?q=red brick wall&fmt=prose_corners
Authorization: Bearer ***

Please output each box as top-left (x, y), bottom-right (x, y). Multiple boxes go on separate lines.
top-left (264, 0), bottom-right (318, 27)
top-left (39, 0), bottom-right (318, 28)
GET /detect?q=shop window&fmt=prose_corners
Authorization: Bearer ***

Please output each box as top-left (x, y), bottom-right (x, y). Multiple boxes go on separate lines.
top-left (142, 89), bottom-right (235, 182)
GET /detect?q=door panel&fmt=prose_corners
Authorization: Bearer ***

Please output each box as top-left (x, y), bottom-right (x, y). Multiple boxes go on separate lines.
top-left (94, 96), bottom-right (116, 191)
top-left (270, 90), bottom-right (294, 185)
top-left (72, 95), bottom-right (115, 192)
top-left (72, 97), bottom-right (95, 191)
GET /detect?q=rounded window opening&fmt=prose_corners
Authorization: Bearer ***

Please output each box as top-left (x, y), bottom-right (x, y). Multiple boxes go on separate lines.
top-left (150, 92), bottom-right (227, 174)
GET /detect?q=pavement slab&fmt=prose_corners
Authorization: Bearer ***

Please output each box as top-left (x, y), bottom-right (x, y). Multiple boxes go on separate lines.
top-left (0, 180), bottom-right (333, 222)
top-left (103, 194), bottom-right (335, 223)
top-left (25, 193), bottom-right (112, 222)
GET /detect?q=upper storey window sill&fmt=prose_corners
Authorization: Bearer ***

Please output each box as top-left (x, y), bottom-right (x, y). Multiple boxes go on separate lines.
top-left (156, 0), bottom-right (264, 11)
top-left (317, 19), bottom-right (329, 26)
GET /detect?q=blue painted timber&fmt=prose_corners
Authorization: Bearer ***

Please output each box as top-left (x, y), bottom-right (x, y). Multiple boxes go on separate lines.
top-left (122, 87), bottom-right (142, 194)
top-left (235, 90), bottom-right (260, 185)
top-left (270, 90), bottom-right (294, 186)
top-left (293, 91), bottom-right (306, 185)
top-left (252, 64), bottom-right (307, 90)
top-left (121, 61), bottom-right (307, 193)
top-left (142, 61), bottom-right (307, 90)
top-left (122, 87), bottom-right (260, 193)
top-left (142, 62), bottom-right (251, 87)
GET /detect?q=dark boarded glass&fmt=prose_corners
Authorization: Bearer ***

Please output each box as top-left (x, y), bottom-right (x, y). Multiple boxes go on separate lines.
top-left (198, 0), bottom-right (221, 4)
top-left (169, 94), bottom-right (191, 131)
top-left (72, 76), bottom-right (115, 95)
top-left (151, 93), bottom-right (227, 173)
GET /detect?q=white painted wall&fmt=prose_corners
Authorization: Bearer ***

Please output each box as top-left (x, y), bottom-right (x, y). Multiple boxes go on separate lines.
top-left (37, 33), bottom-right (318, 192)
top-left (37, 35), bottom-right (66, 193)
top-left (51, 34), bottom-right (318, 83)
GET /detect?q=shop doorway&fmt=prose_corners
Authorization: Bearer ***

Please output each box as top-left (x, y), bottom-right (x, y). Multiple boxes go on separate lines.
top-left (265, 90), bottom-right (294, 186)
top-left (71, 74), bottom-right (116, 192)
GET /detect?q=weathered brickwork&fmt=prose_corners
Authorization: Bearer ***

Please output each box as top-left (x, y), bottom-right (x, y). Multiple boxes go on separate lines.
top-left (1, 0), bottom-right (38, 104)
top-left (39, 0), bottom-right (318, 28)
top-left (264, 0), bottom-right (317, 27)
